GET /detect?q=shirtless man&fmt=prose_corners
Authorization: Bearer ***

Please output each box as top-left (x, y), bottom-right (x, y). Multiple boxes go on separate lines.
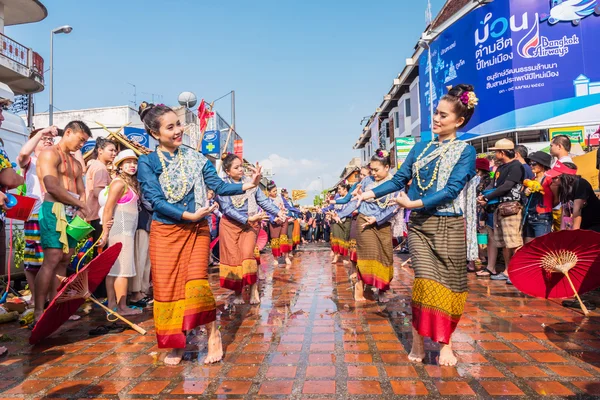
top-left (33, 121), bottom-right (92, 324)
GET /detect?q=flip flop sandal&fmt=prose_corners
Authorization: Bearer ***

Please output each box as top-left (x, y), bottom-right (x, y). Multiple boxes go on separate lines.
top-left (562, 299), bottom-right (597, 311)
top-left (476, 269), bottom-right (495, 278)
top-left (142, 296), bottom-right (154, 304)
top-left (106, 323), bottom-right (126, 333)
top-left (89, 325), bottom-right (110, 336)
top-left (129, 300), bottom-right (147, 308)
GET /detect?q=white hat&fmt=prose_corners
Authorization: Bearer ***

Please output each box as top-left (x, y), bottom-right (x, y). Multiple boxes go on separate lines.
top-left (113, 149), bottom-right (137, 167)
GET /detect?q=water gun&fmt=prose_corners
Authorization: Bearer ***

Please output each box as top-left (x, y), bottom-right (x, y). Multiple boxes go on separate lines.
top-left (70, 237), bottom-right (95, 270)
top-left (523, 179), bottom-right (544, 195)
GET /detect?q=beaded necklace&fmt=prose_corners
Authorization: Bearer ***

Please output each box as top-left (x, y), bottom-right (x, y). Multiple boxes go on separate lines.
top-left (157, 147), bottom-right (188, 202)
top-left (415, 137), bottom-right (456, 192)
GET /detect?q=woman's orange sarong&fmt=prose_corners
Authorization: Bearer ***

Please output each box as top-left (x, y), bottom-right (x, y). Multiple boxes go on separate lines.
top-left (149, 220), bottom-right (216, 349)
top-left (219, 216), bottom-right (258, 293)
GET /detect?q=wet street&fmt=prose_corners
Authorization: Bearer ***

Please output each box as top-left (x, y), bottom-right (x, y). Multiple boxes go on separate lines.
top-left (1, 244), bottom-right (600, 399)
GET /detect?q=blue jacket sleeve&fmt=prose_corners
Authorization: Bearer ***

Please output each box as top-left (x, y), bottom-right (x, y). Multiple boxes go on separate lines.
top-left (372, 147), bottom-right (416, 198)
top-left (421, 146), bottom-right (476, 209)
top-left (217, 195), bottom-right (248, 224)
top-left (337, 200), bottom-right (358, 219)
top-left (257, 189), bottom-right (281, 217)
top-left (335, 191), bottom-right (353, 205)
top-left (138, 155), bottom-right (184, 221)
top-left (203, 162), bottom-right (244, 196)
top-left (375, 202), bottom-right (398, 225)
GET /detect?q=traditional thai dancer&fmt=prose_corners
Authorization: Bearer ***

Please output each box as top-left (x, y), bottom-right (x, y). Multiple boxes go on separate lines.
top-left (281, 189), bottom-right (301, 251)
top-left (266, 181), bottom-right (292, 265)
top-left (329, 183), bottom-right (352, 263)
top-left (340, 150), bottom-right (402, 303)
top-left (217, 154), bottom-right (285, 305)
top-left (356, 84), bottom-right (478, 366)
top-left (137, 102), bottom-right (262, 366)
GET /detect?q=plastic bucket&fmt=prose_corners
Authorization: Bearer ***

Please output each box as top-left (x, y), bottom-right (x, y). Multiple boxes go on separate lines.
top-left (477, 232), bottom-right (488, 245)
top-left (66, 215), bottom-right (94, 241)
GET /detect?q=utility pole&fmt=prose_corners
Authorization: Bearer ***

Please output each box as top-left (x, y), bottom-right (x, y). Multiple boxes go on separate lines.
top-left (127, 82), bottom-right (137, 108)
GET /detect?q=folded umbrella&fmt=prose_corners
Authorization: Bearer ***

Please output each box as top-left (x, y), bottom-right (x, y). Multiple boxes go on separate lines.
top-left (30, 243), bottom-right (146, 345)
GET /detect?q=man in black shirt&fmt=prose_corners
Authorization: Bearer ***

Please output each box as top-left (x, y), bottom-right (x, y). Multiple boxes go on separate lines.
top-left (478, 139), bottom-right (525, 284)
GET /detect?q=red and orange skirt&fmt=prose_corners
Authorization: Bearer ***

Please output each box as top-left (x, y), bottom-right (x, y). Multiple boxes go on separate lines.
top-left (355, 214), bottom-right (393, 291)
top-left (269, 220), bottom-right (290, 257)
top-left (149, 220), bottom-right (216, 349)
top-left (219, 216), bottom-right (259, 293)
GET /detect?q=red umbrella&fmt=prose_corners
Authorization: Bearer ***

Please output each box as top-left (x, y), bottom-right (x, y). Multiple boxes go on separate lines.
top-left (508, 230), bottom-right (600, 315)
top-left (29, 243), bottom-right (146, 345)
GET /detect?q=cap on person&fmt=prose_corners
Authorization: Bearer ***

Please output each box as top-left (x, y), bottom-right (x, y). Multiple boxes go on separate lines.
top-left (113, 149), bottom-right (137, 167)
top-left (475, 157), bottom-right (490, 172)
top-left (545, 161), bottom-right (577, 178)
top-left (528, 151), bottom-right (552, 169)
top-left (489, 138), bottom-right (515, 150)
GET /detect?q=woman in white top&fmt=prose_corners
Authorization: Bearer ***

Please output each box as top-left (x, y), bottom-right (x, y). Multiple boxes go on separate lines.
top-left (16, 126), bottom-right (59, 305)
top-left (98, 150), bottom-right (142, 316)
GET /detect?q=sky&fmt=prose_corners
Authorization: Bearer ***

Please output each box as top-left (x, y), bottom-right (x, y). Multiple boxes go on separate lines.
top-left (10, 0), bottom-right (445, 204)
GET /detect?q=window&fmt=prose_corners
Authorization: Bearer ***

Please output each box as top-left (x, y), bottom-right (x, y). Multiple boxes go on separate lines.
top-left (405, 99), bottom-right (412, 118)
top-left (394, 112), bottom-right (399, 129)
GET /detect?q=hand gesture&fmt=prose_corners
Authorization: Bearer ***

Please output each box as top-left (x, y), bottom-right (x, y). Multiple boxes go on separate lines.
top-left (394, 192), bottom-right (413, 208)
top-left (361, 216), bottom-right (377, 228)
top-left (104, 218), bottom-right (114, 230)
top-left (249, 211), bottom-right (268, 223)
top-left (193, 206), bottom-right (212, 221)
top-left (247, 162), bottom-right (263, 187)
top-left (78, 204), bottom-right (91, 220)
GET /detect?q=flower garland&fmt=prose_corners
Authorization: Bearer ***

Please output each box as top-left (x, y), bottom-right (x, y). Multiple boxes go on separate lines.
top-left (415, 138), bottom-right (456, 192)
top-left (157, 148), bottom-right (188, 202)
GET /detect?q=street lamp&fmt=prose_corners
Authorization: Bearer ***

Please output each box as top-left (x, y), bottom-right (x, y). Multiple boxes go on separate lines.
top-left (211, 90), bottom-right (236, 129)
top-left (49, 25), bottom-right (73, 125)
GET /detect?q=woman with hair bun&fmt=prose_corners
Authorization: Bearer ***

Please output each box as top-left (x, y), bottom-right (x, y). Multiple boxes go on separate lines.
top-left (356, 84), bottom-right (478, 367)
top-left (338, 149), bottom-right (402, 304)
top-left (217, 153), bottom-right (285, 305)
top-left (266, 180), bottom-right (292, 265)
top-left (136, 102), bottom-right (263, 366)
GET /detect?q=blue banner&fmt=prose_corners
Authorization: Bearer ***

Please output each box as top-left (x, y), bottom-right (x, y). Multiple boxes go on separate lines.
top-left (419, 0), bottom-right (600, 141)
top-left (123, 127), bottom-right (149, 148)
top-left (201, 130), bottom-right (220, 155)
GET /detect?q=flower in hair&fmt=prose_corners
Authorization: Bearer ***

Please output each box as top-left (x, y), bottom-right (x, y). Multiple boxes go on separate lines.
top-left (460, 91), bottom-right (478, 109)
top-left (377, 150), bottom-right (389, 158)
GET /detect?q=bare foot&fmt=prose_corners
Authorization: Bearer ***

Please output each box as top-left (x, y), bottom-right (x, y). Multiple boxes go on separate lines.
top-left (204, 329), bottom-right (223, 364)
top-left (249, 284), bottom-right (260, 305)
top-left (332, 255), bottom-right (339, 264)
top-left (273, 259), bottom-right (279, 266)
top-left (343, 259), bottom-right (350, 265)
top-left (409, 328), bottom-right (425, 363)
top-left (285, 257), bottom-right (292, 265)
top-left (349, 273), bottom-right (357, 284)
top-left (330, 250), bottom-right (334, 257)
top-left (232, 293), bottom-right (245, 305)
top-left (377, 291), bottom-right (392, 303)
top-left (164, 348), bottom-right (184, 366)
top-left (117, 307), bottom-right (143, 316)
top-left (354, 282), bottom-right (366, 302)
top-left (439, 343), bottom-right (458, 366)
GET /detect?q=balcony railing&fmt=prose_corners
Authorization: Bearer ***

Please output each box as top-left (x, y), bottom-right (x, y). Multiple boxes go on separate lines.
top-left (0, 32), bottom-right (28, 67)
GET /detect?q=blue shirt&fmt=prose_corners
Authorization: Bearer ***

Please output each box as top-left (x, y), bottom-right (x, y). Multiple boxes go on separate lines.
top-left (335, 182), bottom-right (359, 205)
top-left (338, 177), bottom-right (399, 225)
top-left (138, 149), bottom-right (244, 225)
top-left (372, 140), bottom-right (476, 216)
top-left (523, 163), bottom-right (535, 180)
top-left (217, 182), bottom-right (281, 225)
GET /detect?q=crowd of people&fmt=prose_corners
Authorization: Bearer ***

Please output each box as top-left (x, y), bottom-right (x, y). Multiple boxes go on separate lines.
top-left (1, 84), bottom-right (599, 369)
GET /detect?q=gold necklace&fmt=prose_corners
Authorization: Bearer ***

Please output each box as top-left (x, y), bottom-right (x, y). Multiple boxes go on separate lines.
top-left (415, 138), bottom-right (456, 191)
top-left (157, 147), bottom-right (188, 201)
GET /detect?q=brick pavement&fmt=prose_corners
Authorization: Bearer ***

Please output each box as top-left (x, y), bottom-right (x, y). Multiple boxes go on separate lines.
top-left (0, 244), bottom-right (599, 399)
